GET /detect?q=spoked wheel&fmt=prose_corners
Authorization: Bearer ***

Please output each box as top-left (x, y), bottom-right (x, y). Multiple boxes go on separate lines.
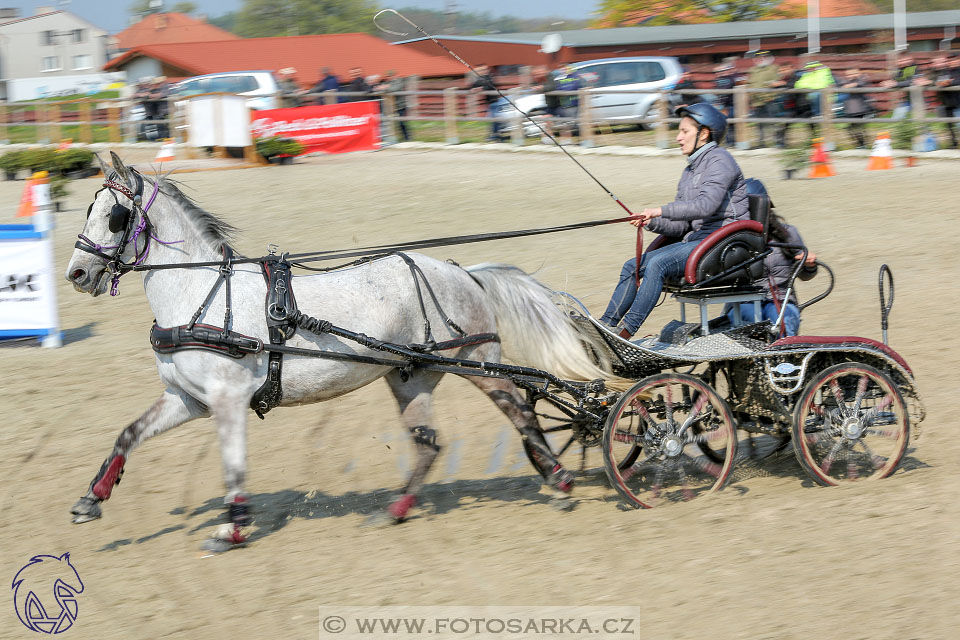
top-left (602, 372), bottom-right (737, 508)
top-left (792, 362), bottom-right (909, 486)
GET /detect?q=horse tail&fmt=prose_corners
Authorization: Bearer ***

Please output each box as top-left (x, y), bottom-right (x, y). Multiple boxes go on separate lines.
top-left (465, 263), bottom-right (622, 384)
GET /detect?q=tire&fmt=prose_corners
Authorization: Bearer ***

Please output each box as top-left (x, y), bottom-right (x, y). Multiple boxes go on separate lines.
top-left (792, 362), bottom-right (909, 486)
top-left (602, 372), bottom-right (737, 508)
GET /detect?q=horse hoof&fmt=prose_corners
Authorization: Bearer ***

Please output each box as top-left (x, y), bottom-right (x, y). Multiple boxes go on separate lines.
top-left (70, 497), bottom-right (102, 523)
top-left (361, 511), bottom-right (403, 528)
top-left (201, 524), bottom-right (248, 553)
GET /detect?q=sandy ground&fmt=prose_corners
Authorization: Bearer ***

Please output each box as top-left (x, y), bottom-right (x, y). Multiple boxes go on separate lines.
top-left (1, 148), bottom-right (958, 639)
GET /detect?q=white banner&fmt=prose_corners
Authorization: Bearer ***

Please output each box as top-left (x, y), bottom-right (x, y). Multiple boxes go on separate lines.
top-left (187, 95), bottom-right (252, 147)
top-left (0, 236), bottom-right (58, 332)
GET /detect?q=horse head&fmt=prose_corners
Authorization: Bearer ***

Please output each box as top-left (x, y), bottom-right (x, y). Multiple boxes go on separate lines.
top-left (66, 152), bottom-right (146, 297)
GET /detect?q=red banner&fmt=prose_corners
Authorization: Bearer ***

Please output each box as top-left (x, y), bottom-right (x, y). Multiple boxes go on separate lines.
top-left (250, 101), bottom-right (381, 155)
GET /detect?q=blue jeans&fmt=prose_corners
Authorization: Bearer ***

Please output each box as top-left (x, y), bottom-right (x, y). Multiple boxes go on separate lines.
top-left (600, 242), bottom-right (697, 335)
top-left (727, 301), bottom-right (801, 336)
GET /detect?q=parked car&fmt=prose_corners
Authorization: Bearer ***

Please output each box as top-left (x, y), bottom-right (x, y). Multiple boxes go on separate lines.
top-left (168, 70), bottom-right (282, 110)
top-left (498, 57), bottom-right (684, 135)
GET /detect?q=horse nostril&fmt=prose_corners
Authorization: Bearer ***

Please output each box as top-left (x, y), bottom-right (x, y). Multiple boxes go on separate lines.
top-left (71, 268), bottom-right (86, 281)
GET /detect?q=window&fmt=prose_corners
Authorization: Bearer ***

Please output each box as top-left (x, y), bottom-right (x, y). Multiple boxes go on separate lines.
top-left (72, 54), bottom-right (92, 70)
top-left (71, 29), bottom-right (86, 43)
top-left (41, 30), bottom-right (55, 46)
top-left (603, 62), bottom-right (642, 86)
top-left (638, 62), bottom-right (667, 83)
top-left (210, 75), bottom-right (258, 94)
top-left (41, 56), bottom-right (61, 72)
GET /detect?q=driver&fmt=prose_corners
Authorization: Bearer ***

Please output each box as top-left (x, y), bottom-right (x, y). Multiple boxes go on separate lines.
top-left (600, 103), bottom-right (749, 340)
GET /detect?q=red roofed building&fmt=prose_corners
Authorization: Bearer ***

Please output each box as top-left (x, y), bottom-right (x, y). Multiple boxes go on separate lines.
top-left (105, 33), bottom-right (466, 85)
top-left (114, 12), bottom-right (240, 51)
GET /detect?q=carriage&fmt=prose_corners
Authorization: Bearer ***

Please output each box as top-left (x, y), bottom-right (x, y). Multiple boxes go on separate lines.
top-left (65, 154), bottom-right (924, 551)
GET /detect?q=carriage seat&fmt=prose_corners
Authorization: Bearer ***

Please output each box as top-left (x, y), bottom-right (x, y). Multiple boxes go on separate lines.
top-left (649, 193), bottom-right (772, 292)
top-left (649, 194), bottom-right (773, 336)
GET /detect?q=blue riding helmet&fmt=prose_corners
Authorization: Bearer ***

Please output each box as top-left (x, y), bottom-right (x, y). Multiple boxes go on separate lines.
top-left (744, 177), bottom-right (775, 208)
top-left (675, 103), bottom-right (727, 145)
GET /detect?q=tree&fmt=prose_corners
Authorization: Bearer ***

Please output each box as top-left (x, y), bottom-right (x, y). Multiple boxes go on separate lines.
top-left (595, 0), bottom-right (804, 27)
top-left (128, 0), bottom-right (197, 16)
top-left (872, 0), bottom-right (957, 10)
top-left (234, 0), bottom-right (381, 37)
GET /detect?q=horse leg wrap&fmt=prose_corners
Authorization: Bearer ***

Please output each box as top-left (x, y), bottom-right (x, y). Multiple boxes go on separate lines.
top-left (91, 455), bottom-right (126, 501)
top-left (546, 464), bottom-right (575, 494)
top-left (229, 496), bottom-right (251, 528)
top-left (388, 494), bottom-right (417, 521)
top-left (224, 496), bottom-right (251, 544)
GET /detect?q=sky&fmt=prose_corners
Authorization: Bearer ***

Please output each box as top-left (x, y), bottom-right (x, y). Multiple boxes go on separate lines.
top-left (8, 1), bottom-right (598, 34)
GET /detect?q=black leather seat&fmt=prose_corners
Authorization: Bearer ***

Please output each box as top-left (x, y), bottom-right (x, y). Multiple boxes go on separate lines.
top-left (650, 193), bottom-right (772, 292)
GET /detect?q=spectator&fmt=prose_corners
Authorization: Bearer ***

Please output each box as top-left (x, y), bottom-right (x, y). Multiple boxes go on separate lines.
top-left (136, 76), bottom-right (170, 139)
top-left (934, 56), bottom-right (960, 149)
top-left (310, 67), bottom-right (340, 104)
top-left (674, 69), bottom-right (702, 106)
top-left (883, 54), bottom-right (920, 119)
top-left (774, 63), bottom-right (799, 147)
top-left (375, 70), bottom-right (410, 142)
top-left (794, 60), bottom-right (835, 119)
top-left (839, 67), bottom-right (873, 148)
top-left (468, 63), bottom-right (502, 142)
top-left (277, 67), bottom-right (302, 108)
top-left (341, 67), bottom-right (372, 103)
top-left (747, 51), bottom-right (782, 148)
top-left (713, 61), bottom-right (738, 146)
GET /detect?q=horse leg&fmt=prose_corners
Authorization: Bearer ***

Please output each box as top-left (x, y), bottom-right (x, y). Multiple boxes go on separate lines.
top-left (467, 375), bottom-right (576, 508)
top-left (71, 388), bottom-right (206, 523)
top-left (205, 398), bottom-right (252, 549)
top-left (377, 369), bottom-right (444, 524)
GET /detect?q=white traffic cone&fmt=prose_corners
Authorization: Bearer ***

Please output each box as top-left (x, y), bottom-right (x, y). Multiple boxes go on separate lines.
top-left (155, 139), bottom-right (175, 162)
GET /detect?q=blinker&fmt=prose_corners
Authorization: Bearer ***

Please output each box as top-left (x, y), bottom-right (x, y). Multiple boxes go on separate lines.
top-left (109, 203), bottom-right (131, 233)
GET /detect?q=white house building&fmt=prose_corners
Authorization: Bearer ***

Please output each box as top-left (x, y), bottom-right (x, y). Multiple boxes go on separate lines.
top-left (0, 7), bottom-right (120, 101)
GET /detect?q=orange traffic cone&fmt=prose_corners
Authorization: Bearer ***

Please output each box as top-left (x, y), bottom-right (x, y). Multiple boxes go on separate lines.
top-left (807, 139), bottom-right (836, 178)
top-left (866, 131), bottom-right (894, 171)
top-left (155, 138), bottom-right (175, 162)
top-left (17, 171), bottom-right (47, 218)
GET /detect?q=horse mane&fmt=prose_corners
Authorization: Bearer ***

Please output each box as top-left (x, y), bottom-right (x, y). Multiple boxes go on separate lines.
top-left (110, 166), bottom-right (238, 252)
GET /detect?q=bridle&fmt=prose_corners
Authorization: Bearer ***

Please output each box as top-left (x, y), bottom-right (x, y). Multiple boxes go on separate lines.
top-left (75, 169), bottom-right (167, 296)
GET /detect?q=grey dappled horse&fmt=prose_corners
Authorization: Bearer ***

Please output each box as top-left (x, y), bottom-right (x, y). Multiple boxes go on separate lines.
top-left (65, 153), bottom-right (612, 548)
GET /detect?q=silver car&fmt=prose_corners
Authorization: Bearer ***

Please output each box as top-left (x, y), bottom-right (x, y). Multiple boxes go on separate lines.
top-left (498, 56), bottom-right (684, 134)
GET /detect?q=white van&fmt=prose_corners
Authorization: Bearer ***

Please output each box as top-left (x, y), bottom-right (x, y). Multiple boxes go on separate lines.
top-left (169, 70), bottom-right (281, 110)
top-left (499, 57), bottom-right (684, 134)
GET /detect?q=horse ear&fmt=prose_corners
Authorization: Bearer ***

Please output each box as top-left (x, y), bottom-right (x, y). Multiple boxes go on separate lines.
top-left (109, 151), bottom-right (132, 187)
top-left (95, 153), bottom-right (111, 178)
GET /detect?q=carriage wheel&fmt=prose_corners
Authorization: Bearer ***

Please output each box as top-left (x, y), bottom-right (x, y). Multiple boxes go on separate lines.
top-left (602, 373), bottom-right (737, 508)
top-left (792, 363), bottom-right (909, 486)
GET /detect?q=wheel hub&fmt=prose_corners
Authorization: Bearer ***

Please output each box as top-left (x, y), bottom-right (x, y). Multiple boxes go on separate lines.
top-left (841, 416), bottom-right (864, 439)
top-left (662, 435), bottom-right (684, 457)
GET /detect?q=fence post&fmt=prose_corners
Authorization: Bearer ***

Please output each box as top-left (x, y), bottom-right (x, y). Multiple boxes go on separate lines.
top-left (655, 92), bottom-right (669, 149)
top-left (820, 87), bottom-right (834, 150)
top-left (35, 102), bottom-right (47, 144)
top-left (578, 87), bottom-right (594, 148)
top-left (910, 84), bottom-right (926, 150)
top-left (733, 86), bottom-right (748, 149)
top-left (508, 87), bottom-right (524, 145)
top-left (407, 76), bottom-right (420, 118)
top-left (79, 100), bottom-right (92, 143)
top-left (322, 89), bottom-right (336, 105)
top-left (443, 87), bottom-right (458, 145)
top-left (382, 93), bottom-right (398, 144)
top-left (48, 103), bottom-right (61, 143)
top-left (107, 104), bottom-right (121, 143)
top-left (0, 104), bottom-right (8, 144)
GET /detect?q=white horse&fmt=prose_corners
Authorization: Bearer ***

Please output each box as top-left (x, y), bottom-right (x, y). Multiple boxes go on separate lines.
top-left (65, 153), bottom-right (613, 548)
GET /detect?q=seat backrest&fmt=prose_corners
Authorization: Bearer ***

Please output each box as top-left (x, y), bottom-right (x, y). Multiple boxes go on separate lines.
top-left (748, 194), bottom-right (772, 244)
top-left (684, 220), bottom-right (766, 286)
